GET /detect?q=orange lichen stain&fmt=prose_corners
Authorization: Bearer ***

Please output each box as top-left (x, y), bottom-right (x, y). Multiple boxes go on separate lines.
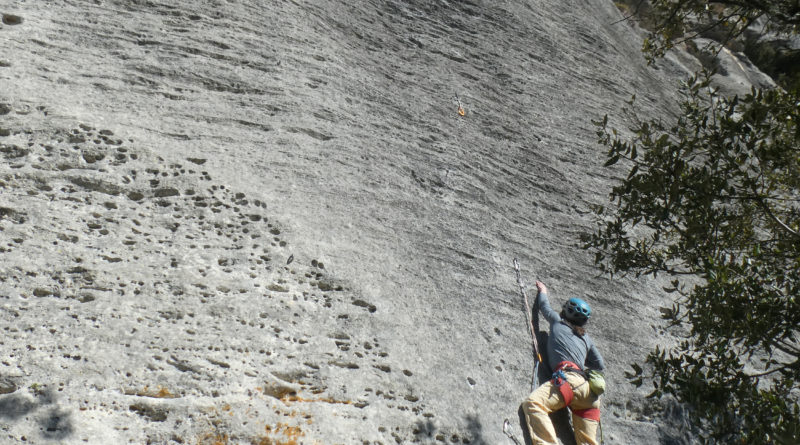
top-left (202, 406), bottom-right (219, 415)
top-left (257, 384), bottom-right (298, 400)
top-left (255, 423), bottom-right (305, 445)
top-left (196, 432), bottom-right (229, 445)
top-left (127, 385), bottom-right (179, 399)
top-left (155, 386), bottom-right (176, 398)
top-left (222, 404), bottom-right (234, 416)
top-left (281, 395), bottom-right (352, 405)
top-left (275, 388), bottom-right (297, 399)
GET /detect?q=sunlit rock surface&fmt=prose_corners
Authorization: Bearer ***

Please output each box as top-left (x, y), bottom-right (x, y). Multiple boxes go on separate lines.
top-left (0, 1), bottom-right (763, 443)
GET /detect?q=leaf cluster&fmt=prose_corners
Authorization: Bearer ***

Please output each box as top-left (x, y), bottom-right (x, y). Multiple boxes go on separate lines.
top-left (586, 71), bottom-right (800, 443)
top-left (639, 0), bottom-right (800, 62)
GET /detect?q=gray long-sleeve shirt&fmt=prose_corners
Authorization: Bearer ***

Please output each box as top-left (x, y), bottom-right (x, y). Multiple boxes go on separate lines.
top-left (537, 291), bottom-right (605, 372)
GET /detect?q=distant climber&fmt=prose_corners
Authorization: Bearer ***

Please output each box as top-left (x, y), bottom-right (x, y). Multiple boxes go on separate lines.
top-left (522, 281), bottom-right (605, 445)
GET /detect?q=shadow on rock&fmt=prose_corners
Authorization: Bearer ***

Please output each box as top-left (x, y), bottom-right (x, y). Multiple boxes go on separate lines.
top-left (464, 414), bottom-right (489, 445)
top-left (656, 398), bottom-right (696, 445)
top-left (551, 409), bottom-right (578, 445)
top-left (0, 389), bottom-right (74, 441)
top-left (413, 415), bottom-right (489, 444)
top-left (0, 393), bottom-right (38, 420)
top-left (41, 407), bottom-right (74, 440)
top-left (517, 405), bottom-right (533, 445)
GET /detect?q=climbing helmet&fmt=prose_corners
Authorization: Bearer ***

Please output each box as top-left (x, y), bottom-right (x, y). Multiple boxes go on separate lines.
top-left (563, 297), bottom-right (591, 324)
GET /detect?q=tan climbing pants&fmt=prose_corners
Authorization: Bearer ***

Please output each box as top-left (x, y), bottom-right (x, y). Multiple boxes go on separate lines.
top-left (522, 372), bottom-right (600, 445)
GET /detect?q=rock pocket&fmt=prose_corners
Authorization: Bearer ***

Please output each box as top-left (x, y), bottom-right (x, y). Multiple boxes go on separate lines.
top-left (2, 14), bottom-right (23, 26)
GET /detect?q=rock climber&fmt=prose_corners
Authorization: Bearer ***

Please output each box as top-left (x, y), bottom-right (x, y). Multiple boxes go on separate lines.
top-left (522, 280), bottom-right (605, 445)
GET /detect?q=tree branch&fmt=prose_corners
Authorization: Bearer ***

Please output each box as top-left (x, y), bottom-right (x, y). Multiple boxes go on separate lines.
top-left (747, 358), bottom-right (800, 379)
top-left (776, 339), bottom-right (800, 357)
top-left (609, 0), bottom-right (649, 26)
top-left (668, 8), bottom-right (754, 50)
top-left (758, 198), bottom-right (800, 239)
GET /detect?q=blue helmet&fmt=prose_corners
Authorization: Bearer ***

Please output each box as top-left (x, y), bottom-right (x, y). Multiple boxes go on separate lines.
top-left (563, 297), bottom-right (591, 325)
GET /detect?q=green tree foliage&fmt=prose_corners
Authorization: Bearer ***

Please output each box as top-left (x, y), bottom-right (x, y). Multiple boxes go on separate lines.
top-left (635, 0), bottom-right (800, 61)
top-left (587, 75), bottom-right (800, 443)
top-left (586, 1), bottom-right (800, 443)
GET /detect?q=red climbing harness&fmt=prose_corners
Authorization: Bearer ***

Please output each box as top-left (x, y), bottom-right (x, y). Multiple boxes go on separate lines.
top-left (572, 407), bottom-right (601, 421)
top-left (551, 361), bottom-right (601, 421)
top-left (551, 361), bottom-right (579, 406)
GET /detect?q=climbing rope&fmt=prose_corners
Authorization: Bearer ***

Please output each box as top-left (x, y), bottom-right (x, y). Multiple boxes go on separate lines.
top-left (514, 258), bottom-right (542, 390)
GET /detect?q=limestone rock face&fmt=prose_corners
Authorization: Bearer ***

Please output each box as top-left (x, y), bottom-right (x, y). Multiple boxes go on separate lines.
top-left (0, 1), bottom-right (725, 444)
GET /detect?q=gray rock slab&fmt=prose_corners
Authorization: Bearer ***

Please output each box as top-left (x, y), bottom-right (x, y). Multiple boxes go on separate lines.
top-left (0, 1), bottom-right (757, 443)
